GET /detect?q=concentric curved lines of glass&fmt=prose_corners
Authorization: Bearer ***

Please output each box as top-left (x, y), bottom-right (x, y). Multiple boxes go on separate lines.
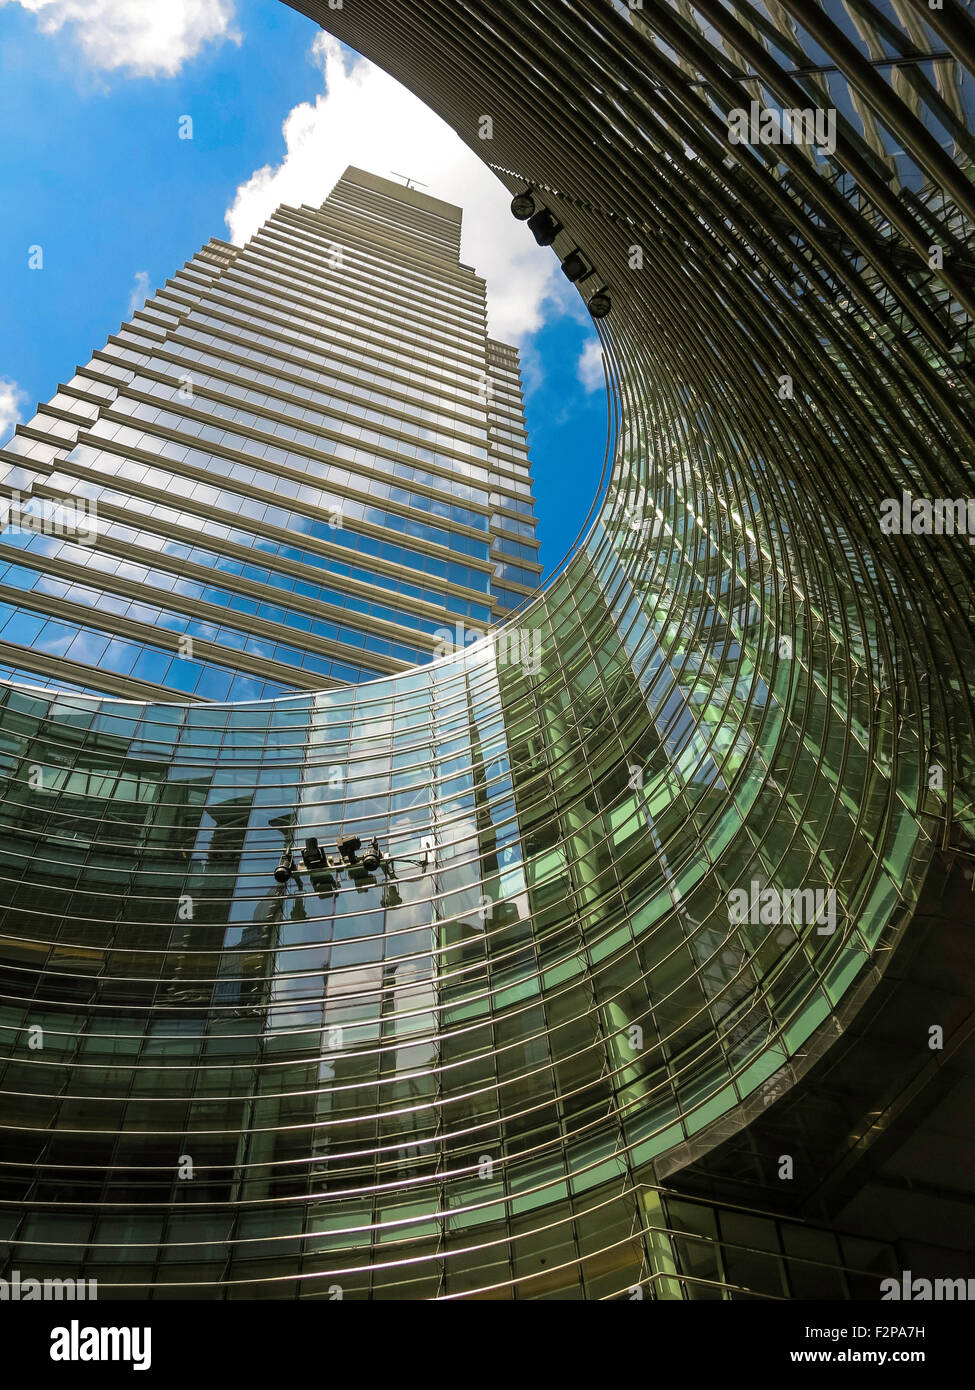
top-left (0, 0), bottom-right (972, 1298)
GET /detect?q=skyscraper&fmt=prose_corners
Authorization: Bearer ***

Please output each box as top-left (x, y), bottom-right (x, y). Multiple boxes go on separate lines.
top-left (0, 167), bottom-right (540, 701)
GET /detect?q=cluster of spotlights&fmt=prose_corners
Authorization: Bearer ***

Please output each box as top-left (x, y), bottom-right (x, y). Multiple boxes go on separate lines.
top-left (510, 189), bottom-right (611, 319)
top-left (272, 832), bottom-right (437, 915)
top-left (274, 833), bottom-right (386, 887)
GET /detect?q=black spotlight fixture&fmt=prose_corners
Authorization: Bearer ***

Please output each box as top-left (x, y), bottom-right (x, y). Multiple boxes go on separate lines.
top-left (274, 850), bottom-right (294, 884)
top-left (361, 837), bottom-right (382, 873)
top-left (561, 248), bottom-right (590, 283)
top-left (527, 208), bottom-right (562, 246)
top-left (303, 837), bottom-right (325, 869)
top-left (588, 287), bottom-right (612, 319)
top-left (510, 189), bottom-right (535, 220)
top-left (336, 834), bottom-right (361, 865)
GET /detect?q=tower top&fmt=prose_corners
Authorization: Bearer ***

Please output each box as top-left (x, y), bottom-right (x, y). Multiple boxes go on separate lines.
top-left (336, 165), bottom-right (463, 225)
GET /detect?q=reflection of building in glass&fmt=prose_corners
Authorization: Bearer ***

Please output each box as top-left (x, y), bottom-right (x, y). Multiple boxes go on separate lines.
top-left (0, 1), bottom-right (974, 1299)
top-left (0, 167), bottom-right (540, 701)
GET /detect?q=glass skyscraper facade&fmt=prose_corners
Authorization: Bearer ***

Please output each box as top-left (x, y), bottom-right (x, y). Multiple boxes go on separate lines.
top-left (0, 0), bottom-right (974, 1300)
top-left (0, 166), bottom-right (540, 701)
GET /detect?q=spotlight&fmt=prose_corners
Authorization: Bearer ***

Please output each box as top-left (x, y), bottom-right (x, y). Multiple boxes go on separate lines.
top-left (561, 249), bottom-right (590, 283)
top-left (527, 209), bottom-right (562, 246)
top-left (274, 850), bottom-right (294, 884)
top-left (588, 287), bottom-right (612, 319)
top-left (336, 834), bottom-right (361, 865)
top-left (510, 190), bottom-right (535, 220)
top-left (361, 837), bottom-right (382, 872)
top-left (303, 837), bottom-right (325, 869)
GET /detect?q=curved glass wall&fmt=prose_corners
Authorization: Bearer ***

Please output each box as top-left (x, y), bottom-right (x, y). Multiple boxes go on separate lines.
top-left (0, 0), bottom-right (973, 1297)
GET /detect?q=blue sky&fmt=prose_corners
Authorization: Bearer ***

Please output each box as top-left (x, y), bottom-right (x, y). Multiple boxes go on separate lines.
top-left (0, 0), bottom-right (606, 575)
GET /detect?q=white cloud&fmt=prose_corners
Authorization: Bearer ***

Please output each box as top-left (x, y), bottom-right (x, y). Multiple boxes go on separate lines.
top-left (0, 378), bottom-right (27, 448)
top-left (225, 34), bottom-right (569, 343)
top-left (577, 338), bottom-right (604, 393)
top-left (0, 0), bottom-right (240, 77)
top-left (127, 268), bottom-right (151, 317)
